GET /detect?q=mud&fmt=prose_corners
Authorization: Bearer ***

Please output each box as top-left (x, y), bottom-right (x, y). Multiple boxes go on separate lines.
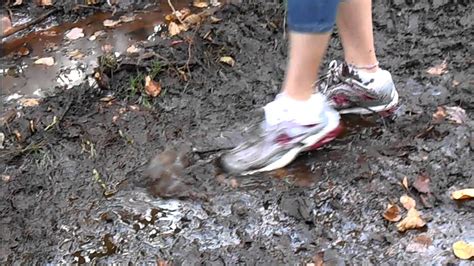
top-left (1, 1), bottom-right (473, 264)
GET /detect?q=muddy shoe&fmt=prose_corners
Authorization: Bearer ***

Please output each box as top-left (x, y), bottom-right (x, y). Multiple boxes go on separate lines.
top-left (220, 93), bottom-right (342, 175)
top-left (317, 60), bottom-right (399, 115)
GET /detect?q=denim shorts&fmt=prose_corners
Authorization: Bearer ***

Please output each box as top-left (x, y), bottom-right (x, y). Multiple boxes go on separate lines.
top-left (287, 0), bottom-right (341, 33)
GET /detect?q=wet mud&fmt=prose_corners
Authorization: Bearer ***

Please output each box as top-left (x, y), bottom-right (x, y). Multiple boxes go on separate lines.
top-left (1, 1), bottom-right (473, 264)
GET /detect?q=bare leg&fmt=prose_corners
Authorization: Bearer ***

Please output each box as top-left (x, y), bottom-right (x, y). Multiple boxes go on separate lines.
top-left (282, 32), bottom-right (331, 100)
top-left (337, 0), bottom-right (378, 72)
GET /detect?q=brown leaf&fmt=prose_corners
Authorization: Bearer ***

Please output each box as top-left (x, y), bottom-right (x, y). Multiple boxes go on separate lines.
top-left (34, 57), bottom-right (55, 66)
top-left (103, 19), bottom-right (121, 27)
top-left (17, 46), bottom-right (30, 56)
top-left (426, 60), bottom-right (448, 76)
top-left (179, 8), bottom-right (192, 18)
top-left (451, 188), bottom-right (474, 200)
top-left (396, 208), bottom-right (426, 232)
top-left (183, 14), bottom-right (202, 25)
top-left (312, 251), bottom-right (324, 266)
top-left (406, 234), bottom-right (432, 253)
top-left (453, 240), bottom-right (474, 260)
top-left (18, 98), bottom-right (40, 107)
top-left (413, 173), bottom-right (430, 194)
top-left (65, 27), bottom-right (84, 40)
top-left (402, 176), bottom-right (409, 190)
top-left (193, 0), bottom-right (209, 8)
top-left (37, 0), bottom-right (53, 6)
top-left (383, 203), bottom-right (402, 222)
top-left (1, 15), bottom-right (12, 35)
top-left (168, 22), bottom-right (181, 36)
top-left (432, 106), bottom-right (447, 122)
top-left (145, 76), bottom-right (161, 97)
top-left (400, 195), bottom-right (416, 210)
top-left (445, 106), bottom-right (467, 124)
top-left (220, 56), bottom-right (235, 67)
top-left (209, 16), bottom-right (222, 23)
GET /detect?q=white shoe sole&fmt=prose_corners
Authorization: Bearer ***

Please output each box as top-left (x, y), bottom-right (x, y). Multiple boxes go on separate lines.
top-left (339, 87), bottom-right (399, 115)
top-left (242, 109), bottom-right (341, 175)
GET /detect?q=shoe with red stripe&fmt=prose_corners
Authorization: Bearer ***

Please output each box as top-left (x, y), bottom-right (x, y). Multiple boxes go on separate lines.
top-left (220, 94), bottom-right (341, 175)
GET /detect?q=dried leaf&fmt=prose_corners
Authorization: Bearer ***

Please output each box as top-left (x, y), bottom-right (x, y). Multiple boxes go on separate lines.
top-left (41, 30), bottom-right (58, 37)
top-left (126, 45), bottom-right (140, 54)
top-left (103, 19), bottom-right (120, 27)
top-left (220, 56), bottom-right (235, 67)
top-left (432, 106), bottom-right (447, 122)
top-left (453, 240), bottom-right (474, 260)
top-left (406, 234), bottom-right (432, 253)
top-left (397, 208), bottom-right (426, 232)
top-left (119, 15), bottom-right (135, 23)
top-left (101, 44), bottom-right (113, 53)
top-left (89, 30), bottom-right (106, 41)
top-left (1, 16), bottom-right (12, 35)
top-left (34, 57), bottom-right (55, 66)
top-left (426, 60), bottom-right (448, 76)
top-left (193, 0), bottom-right (209, 8)
top-left (402, 176), bottom-right (409, 190)
top-left (413, 173), bottom-right (430, 194)
top-left (168, 22), bottom-right (181, 36)
top-left (451, 188), bottom-right (474, 200)
top-left (183, 14), bottom-right (202, 25)
top-left (383, 204), bottom-right (401, 222)
top-left (65, 27), bottom-right (84, 40)
top-left (209, 16), bottom-right (222, 23)
top-left (145, 76), bottom-right (161, 97)
top-left (17, 46), bottom-right (30, 56)
top-left (37, 0), bottom-right (53, 6)
top-left (12, 0), bottom-right (23, 6)
top-left (445, 106), bottom-right (467, 124)
top-left (312, 251), bottom-right (324, 266)
top-left (179, 8), bottom-right (192, 18)
top-left (68, 49), bottom-right (85, 60)
top-left (19, 98), bottom-right (40, 107)
top-left (400, 195), bottom-right (416, 210)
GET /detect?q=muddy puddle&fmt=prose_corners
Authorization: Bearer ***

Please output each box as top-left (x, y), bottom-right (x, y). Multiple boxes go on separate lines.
top-left (1, 0), bottom-right (473, 264)
top-left (1, 0), bottom-right (190, 106)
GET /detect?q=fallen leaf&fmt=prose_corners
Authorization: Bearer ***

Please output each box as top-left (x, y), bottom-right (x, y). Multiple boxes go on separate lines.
top-left (209, 16), bottom-right (222, 23)
top-left (120, 15), bottom-right (135, 23)
top-left (101, 44), bottom-right (113, 53)
top-left (17, 46), bottom-right (30, 56)
top-left (413, 173), bottom-right (430, 194)
top-left (445, 106), bottom-right (467, 124)
top-left (432, 106), bottom-right (447, 122)
top-left (452, 80), bottom-right (460, 87)
top-left (193, 0), bottom-right (209, 8)
top-left (126, 45), bottom-right (140, 54)
top-left (37, 0), bottom-right (53, 6)
top-left (145, 76), bottom-right (161, 97)
top-left (220, 56), bottom-right (235, 67)
top-left (19, 98), bottom-right (40, 107)
top-left (402, 176), bottom-right (409, 190)
top-left (406, 234), bottom-right (432, 253)
top-left (453, 240), bottom-right (474, 260)
top-left (65, 27), bottom-right (84, 40)
top-left (34, 57), bottom-right (55, 66)
top-left (89, 30), bottom-right (106, 41)
top-left (179, 8), bottom-right (192, 19)
top-left (68, 49), bottom-right (85, 60)
top-left (312, 251), bottom-right (324, 266)
top-left (451, 188), bottom-right (474, 200)
top-left (426, 60), bottom-right (448, 76)
top-left (1, 15), bottom-right (12, 35)
top-left (12, 0), bottom-right (23, 6)
top-left (397, 208), bottom-right (426, 232)
top-left (400, 195), bottom-right (416, 210)
top-left (183, 14), bottom-right (202, 25)
top-left (383, 203), bottom-right (402, 222)
top-left (168, 22), bottom-right (181, 36)
top-left (41, 30), bottom-right (58, 37)
top-left (103, 19), bottom-right (120, 27)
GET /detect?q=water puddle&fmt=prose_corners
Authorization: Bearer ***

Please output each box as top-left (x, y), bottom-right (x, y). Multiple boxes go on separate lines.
top-left (1, 0), bottom-right (190, 105)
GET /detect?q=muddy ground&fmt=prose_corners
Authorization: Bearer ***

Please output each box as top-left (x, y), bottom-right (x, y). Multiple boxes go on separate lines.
top-left (1, 1), bottom-right (473, 264)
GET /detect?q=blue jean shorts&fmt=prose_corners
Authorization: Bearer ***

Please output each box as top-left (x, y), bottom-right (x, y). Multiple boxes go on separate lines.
top-left (288, 0), bottom-right (341, 33)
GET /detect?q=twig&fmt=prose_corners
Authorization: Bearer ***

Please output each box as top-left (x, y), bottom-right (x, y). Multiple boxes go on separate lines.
top-left (167, 0), bottom-right (185, 25)
top-left (0, 8), bottom-right (57, 39)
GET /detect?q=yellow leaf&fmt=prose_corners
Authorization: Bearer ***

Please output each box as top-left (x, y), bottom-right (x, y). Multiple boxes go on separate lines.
top-left (145, 76), bottom-right (161, 97)
top-left (168, 22), bottom-right (181, 36)
top-left (34, 57), bottom-right (55, 66)
top-left (451, 188), bottom-right (474, 200)
top-left (193, 0), bottom-right (209, 8)
top-left (400, 195), bottom-right (416, 210)
top-left (452, 241), bottom-right (474, 260)
top-left (397, 208), bottom-right (426, 232)
top-left (382, 203), bottom-right (401, 222)
top-left (220, 56), bottom-right (235, 67)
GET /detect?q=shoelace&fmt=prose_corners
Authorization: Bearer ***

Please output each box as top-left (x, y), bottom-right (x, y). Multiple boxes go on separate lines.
top-left (316, 60), bottom-right (344, 94)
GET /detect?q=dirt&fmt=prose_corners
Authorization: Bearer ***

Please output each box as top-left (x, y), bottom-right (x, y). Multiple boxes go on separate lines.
top-left (1, 1), bottom-right (473, 264)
